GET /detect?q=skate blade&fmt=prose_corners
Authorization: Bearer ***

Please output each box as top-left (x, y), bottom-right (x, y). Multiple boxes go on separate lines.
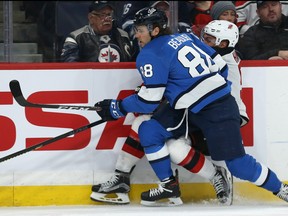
top-left (226, 171), bottom-right (233, 206)
top-left (141, 197), bottom-right (183, 207)
top-left (90, 192), bottom-right (130, 204)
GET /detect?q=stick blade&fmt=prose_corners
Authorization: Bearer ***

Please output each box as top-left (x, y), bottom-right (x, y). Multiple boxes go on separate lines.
top-left (9, 79), bottom-right (98, 111)
top-left (9, 79), bottom-right (23, 99)
top-left (9, 79), bottom-right (31, 107)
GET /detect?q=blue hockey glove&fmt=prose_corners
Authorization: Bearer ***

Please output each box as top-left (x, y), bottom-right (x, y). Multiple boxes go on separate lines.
top-left (95, 99), bottom-right (127, 121)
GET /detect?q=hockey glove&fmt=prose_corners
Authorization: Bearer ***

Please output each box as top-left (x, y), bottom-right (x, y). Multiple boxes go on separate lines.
top-left (95, 99), bottom-right (127, 121)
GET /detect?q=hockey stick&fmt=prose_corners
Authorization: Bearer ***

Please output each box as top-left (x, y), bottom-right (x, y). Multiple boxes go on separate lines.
top-left (9, 80), bottom-right (99, 111)
top-left (0, 119), bottom-right (105, 163)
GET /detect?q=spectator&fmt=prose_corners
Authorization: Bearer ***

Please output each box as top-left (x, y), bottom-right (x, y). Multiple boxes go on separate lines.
top-left (188, 1), bottom-right (215, 37)
top-left (121, 1), bottom-right (189, 37)
top-left (60, 1), bottom-right (133, 62)
top-left (150, 1), bottom-right (192, 33)
top-left (235, 0), bottom-right (288, 37)
top-left (120, 1), bottom-right (192, 60)
top-left (121, 1), bottom-right (150, 60)
top-left (237, 1), bottom-right (288, 60)
top-left (210, 1), bottom-right (237, 23)
top-left (209, 1), bottom-right (242, 55)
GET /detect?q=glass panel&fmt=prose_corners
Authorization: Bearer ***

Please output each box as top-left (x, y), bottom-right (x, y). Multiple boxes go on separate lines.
top-left (1, 1), bottom-right (180, 63)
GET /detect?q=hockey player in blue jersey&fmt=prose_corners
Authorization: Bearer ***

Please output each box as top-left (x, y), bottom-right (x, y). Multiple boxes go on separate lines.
top-left (95, 7), bottom-right (288, 206)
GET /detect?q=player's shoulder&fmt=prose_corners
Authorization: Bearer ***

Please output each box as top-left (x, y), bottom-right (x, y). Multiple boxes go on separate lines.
top-left (160, 33), bottom-right (195, 47)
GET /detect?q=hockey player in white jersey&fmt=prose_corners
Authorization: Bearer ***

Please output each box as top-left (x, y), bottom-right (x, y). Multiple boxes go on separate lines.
top-left (201, 20), bottom-right (249, 126)
top-left (94, 7), bottom-right (288, 206)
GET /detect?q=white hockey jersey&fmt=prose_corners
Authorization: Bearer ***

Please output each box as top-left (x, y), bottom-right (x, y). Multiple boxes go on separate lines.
top-left (222, 49), bottom-right (249, 126)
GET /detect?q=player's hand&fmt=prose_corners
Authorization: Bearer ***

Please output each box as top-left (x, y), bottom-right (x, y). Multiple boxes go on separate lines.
top-left (94, 99), bottom-right (126, 121)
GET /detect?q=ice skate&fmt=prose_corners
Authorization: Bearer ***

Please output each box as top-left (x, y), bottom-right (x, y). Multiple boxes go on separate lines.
top-left (210, 165), bottom-right (233, 205)
top-left (140, 169), bottom-right (183, 207)
top-left (90, 170), bottom-right (130, 204)
top-left (274, 183), bottom-right (288, 202)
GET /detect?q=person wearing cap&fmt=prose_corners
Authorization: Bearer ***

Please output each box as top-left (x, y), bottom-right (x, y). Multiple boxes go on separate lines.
top-left (237, 1), bottom-right (288, 60)
top-left (61, 1), bottom-right (133, 62)
top-left (235, 1), bottom-right (288, 37)
top-left (210, 1), bottom-right (237, 23)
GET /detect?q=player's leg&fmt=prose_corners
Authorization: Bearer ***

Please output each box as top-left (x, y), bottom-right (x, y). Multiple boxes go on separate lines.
top-left (138, 117), bottom-right (183, 206)
top-left (226, 155), bottom-right (288, 202)
top-left (198, 95), bottom-right (288, 203)
top-left (138, 102), bottom-right (188, 206)
top-left (148, 101), bottom-right (232, 205)
top-left (90, 114), bottom-right (151, 204)
top-left (167, 135), bottom-right (233, 205)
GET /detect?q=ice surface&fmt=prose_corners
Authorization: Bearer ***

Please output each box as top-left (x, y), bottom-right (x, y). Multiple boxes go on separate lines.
top-left (0, 201), bottom-right (287, 216)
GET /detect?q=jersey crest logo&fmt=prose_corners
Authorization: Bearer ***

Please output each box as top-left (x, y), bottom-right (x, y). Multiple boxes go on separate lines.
top-left (98, 44), bottom-right (121, 62)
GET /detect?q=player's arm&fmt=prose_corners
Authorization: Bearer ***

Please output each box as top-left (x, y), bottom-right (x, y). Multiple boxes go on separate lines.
top-left (95, 54), bottom-right (166, 121)
top-left (122, 52), bottom-right (167, 112)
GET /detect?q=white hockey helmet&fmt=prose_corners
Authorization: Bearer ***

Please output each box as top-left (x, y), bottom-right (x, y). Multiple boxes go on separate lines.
top-left (202, 20), bottom-right (239, 48)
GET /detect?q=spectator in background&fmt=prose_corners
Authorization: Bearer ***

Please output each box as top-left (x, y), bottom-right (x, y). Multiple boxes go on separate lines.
top-left (121, 1), bottom-right (192, 37)
top-left (150, 1), bottom-right (192, 33)
top-left (120, 1), bottom-right (192, 60)
top-left (209, 1), bottom-right (241, 55)
top-left (188, 1), bottom-right (214, 37)
top-left (237, 1), bottom-right (288, 60)
top-left (235, 0), bottom-right (288, 37)
top-left (61, 1), bottom-right (133, 62)
top-left (210, 1), bottom-right (237, 23)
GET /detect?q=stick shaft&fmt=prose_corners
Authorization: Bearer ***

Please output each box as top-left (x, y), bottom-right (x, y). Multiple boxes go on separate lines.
top-left (0, 119), bottom-right (105, 163)
top-left (9, 80), bottom-right (98, 111)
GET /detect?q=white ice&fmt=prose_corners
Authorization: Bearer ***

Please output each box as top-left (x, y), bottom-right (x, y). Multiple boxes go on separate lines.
top-left (0, 201), bottom-right (287, 216)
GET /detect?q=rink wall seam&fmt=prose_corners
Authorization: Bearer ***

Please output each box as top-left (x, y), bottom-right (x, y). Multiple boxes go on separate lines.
top-left (0, 182), bottom-right (285, 207)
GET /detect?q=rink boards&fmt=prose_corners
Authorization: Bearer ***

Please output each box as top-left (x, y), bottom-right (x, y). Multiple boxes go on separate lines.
top-left (0, 61), bottom-right (287, 206)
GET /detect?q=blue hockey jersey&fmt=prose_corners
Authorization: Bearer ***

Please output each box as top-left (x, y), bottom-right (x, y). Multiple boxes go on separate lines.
top-left (121, 32), bottom-right (230, 114)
